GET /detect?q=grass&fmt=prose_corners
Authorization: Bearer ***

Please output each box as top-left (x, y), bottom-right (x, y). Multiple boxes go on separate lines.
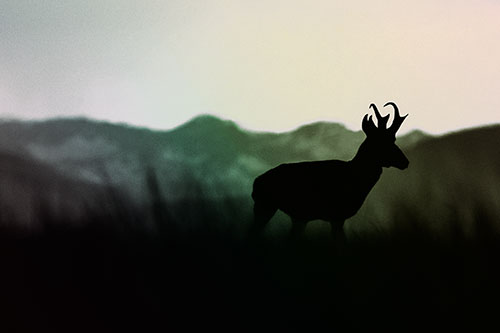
top-left (1, 177), bottom-right (500, 332)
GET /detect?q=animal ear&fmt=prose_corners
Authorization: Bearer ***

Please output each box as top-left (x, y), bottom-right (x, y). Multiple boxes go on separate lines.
top-left (362, 114), bottom-right (377, 136)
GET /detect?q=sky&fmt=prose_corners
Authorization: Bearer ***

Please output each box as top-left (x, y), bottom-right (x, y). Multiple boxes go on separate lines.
top-left (0, 0), bottom-right (499, 134)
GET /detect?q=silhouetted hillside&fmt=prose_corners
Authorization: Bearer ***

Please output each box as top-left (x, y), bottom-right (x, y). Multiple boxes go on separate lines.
top-left (0, 151), bottom-right (106, 228)
top-left (1, 117), bottom-right (500, 332)
top-left (4, 114), bottom-right (500, 239)
top-left (0, 115), bottom-right (430, 202)
top-left (350, 124), bottom-right (500, 239)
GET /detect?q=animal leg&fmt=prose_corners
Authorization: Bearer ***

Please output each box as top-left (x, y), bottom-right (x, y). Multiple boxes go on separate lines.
top-left (330, 221), bottom-right (346, 252)
top-left (289, 218), bottom-right (307, 240)
top-left (249, 202), bottom-right (277, 237)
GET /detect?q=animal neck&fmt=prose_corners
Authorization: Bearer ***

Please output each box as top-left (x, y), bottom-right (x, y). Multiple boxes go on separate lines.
top-left (350, 139), bottom-right (383, 179)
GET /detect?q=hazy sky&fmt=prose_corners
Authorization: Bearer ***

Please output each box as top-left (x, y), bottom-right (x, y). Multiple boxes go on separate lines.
top-left (0, 0), bottom-right (499, 134)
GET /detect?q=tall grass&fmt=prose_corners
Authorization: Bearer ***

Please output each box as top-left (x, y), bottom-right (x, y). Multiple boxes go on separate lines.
top-left (0, 172), bottom-right (500, 332)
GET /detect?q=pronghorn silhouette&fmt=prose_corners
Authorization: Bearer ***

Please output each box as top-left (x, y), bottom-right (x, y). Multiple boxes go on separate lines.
top-left (250, 102), bottom-right (409, 241)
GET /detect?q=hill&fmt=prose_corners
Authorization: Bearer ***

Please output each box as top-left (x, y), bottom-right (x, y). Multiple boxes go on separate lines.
top-left (349, 125), bottom-right (500, 239)
top-left (0, 150), bottom-right (107, 227)
top-left (3, 114), bottom-right (500, 238)
top-left (1, 115), bottom-right (499, 331)
top-left (0, 115), bottom-right (430, 203)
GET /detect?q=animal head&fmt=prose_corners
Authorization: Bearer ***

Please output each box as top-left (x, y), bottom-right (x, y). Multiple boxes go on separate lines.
top-left (361, 102), bottom-right (409, 170)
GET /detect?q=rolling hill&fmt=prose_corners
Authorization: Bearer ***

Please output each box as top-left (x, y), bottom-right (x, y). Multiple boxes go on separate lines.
top-left (0, 115), bottom-right (429, 202)
top-left (3, 114), bottom-right (499, 237)
top-left (349, 124), bottom-right (500, 238)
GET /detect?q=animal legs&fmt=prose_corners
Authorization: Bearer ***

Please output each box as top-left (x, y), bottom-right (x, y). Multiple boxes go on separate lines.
top-left (330, 221), bottom-right (346, 252)
top-left (289, 218), bottom-right (307, 240)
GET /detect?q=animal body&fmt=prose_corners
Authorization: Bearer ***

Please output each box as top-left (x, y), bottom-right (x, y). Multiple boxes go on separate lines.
top-left (251, 102), bottom-right (409, 240)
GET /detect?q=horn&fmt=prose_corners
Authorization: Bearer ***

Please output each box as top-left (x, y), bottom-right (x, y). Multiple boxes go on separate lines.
top-left (384, 102), bottom-right (408, 134)
top-left (369, 103), bottom-right (390, 129)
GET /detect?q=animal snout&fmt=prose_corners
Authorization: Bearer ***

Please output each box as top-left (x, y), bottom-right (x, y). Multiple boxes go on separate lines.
top-left (399, 159), bottom-right (409, 170)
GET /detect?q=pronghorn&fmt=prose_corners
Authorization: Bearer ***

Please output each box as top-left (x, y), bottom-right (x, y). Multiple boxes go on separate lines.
top-left (250, 102), bottom-right (408, 241)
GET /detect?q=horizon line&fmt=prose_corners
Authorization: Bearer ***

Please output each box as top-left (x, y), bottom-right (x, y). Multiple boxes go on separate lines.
top-left (0, 112), bottom-right (498, 137)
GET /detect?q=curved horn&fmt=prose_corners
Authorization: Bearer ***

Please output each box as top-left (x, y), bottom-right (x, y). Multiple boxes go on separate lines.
top-left (369, 103), bottom-right (389, 129)
top-left (384, 102), bottom-right (408, 134)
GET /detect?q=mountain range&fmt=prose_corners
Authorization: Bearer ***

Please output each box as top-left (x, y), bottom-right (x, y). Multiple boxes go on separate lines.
top-left (0, 114), bottom-right (428, 198)
top-left (0, 114), bottom-right (498, 235)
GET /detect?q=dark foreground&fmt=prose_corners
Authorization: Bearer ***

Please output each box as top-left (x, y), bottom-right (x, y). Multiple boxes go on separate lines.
top-left (0, 199), bottom-right (500, 333)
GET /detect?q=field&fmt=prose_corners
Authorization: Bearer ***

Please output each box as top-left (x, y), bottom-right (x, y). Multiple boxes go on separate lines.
top-left (1, 120), bottom-right (499, 331)
top-left (1, 180), bottom-right (499, 333)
